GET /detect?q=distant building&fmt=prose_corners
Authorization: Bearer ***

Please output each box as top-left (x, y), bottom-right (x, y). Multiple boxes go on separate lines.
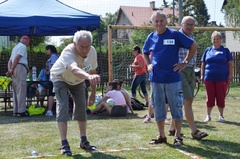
top-left (221, 0), bottom-right (239, 52)
top-left (115, 1), bottom-right (178, 41)
top-left (0, 36), bottom-right (10, 50)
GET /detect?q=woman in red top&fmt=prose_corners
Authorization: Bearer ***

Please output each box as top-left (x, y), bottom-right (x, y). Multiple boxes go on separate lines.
top-left (130, 45), bottom-right (149, 106)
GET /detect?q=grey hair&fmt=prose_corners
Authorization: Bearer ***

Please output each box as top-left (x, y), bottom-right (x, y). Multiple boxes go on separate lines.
top-left (20, 38), bottom-right (28, 43)
top-left (150, 11), bottom-right (167, 23)
top-left (181, 16), bottom-right (196, 25)
top-left (73, 30), bottom-right (93, 44)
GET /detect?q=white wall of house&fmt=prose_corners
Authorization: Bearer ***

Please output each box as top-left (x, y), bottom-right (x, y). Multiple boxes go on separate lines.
top-left (0, 36), bottom-right (10, 50)
top-left (116, 13), bottom-right (132, 40)
top-left (226, 31), bottom-right (240, 52)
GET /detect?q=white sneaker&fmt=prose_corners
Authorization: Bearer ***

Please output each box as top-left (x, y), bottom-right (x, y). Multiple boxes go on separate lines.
top-left (204, 115), bottom-right (211, 122)
top-left (143, 116), bottom-right (151, 123)
top-left (164, 118), bottom-right (170, 124)
top-left (45, 110), bottom-right (53, 117)
top-left (219, 116), bottom-right (226, 123)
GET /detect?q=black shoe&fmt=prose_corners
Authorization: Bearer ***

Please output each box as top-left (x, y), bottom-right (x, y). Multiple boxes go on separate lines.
top-left (145, 102), bottom-right (149, 107)
top-left (13, 113), bottom-right (19, 117)
top-left (17, 112), bottom-right (29, 117)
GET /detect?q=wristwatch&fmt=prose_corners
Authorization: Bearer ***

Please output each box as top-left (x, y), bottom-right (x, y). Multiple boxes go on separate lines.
top-left (182, 60), bottom-right (189, 64)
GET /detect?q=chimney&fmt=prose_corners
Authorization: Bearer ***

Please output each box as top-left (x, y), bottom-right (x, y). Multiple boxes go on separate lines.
top-left (211, 21), bottom-right (217, 27)
top-left (150, 1), bottom-right (155, 9)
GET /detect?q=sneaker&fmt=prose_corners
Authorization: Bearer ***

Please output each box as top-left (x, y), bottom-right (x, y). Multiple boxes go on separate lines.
top-left (164, 118), bottom-right (170, 124)
top-left (45, 110), bottom-right (53, 117)
top-left (143, 116), bottom-right (151, 123)
top-left (219, 116), bottom-right (226, 123)
top-left (204, 115), bottom-right (211, 122)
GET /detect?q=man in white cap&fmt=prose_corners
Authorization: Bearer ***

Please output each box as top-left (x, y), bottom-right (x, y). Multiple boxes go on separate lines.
top-left (6, 35), bottom-right (30, 117)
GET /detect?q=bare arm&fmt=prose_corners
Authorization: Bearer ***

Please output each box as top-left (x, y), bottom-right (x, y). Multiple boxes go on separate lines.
top-left (11, 54), bottom-right (22, 72)
top-left (8, 60), bottom-right (12, 71)
top-left (227, 61), bottom-right (233, 84)
top-left (184, 42), bottom-right (198, 63)
top-left (6, 54), bottom-right (21, 76)
top-left (87, 69), bottom-right (97, 106)
top-left (173, 41), bottom-right (198, 72)
top-left (121, 90), bottom-right (134, 114)
top-left (201, 62), bottom-right (206, 83)
top-left (69, 62), bottom-right (100, 85)
top-left (143, 54), bottom-right (153, 72)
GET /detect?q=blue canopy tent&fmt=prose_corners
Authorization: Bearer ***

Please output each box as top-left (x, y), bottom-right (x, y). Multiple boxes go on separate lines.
top-left (0, 0), bottom-right (104, 94)
top-left (0, 0), bottom-right (100, 36)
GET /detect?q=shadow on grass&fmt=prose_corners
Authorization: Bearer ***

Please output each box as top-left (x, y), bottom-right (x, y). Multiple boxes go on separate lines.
top-left (73, 151), bottom-right (126, 159)
top-left (87, 110), bottom-right (143, 121)
top-left (168, 139), bottom-right (240, 159)
top-left (0, 109), bottom-right (144, 124)
top-left (181, 119), bottom-right (217, 131)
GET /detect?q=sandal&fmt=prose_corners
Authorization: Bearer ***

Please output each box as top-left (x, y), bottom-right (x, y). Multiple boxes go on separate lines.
top-left (149, 136), bottom-right (167, 145)
top-left (60, 145), bottom-right (72, 156)
top-left (191, 130), bottom-right (208, 140)
top-left (79, 141), bottom-right (97, 151)
top-left (168, 130), bottom-right (184, 137)
top-left (174, 137), bottom-right (183, 146)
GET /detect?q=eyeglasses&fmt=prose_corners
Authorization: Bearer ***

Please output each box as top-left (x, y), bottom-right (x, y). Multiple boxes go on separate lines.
top-left (78, 45), bottom-right (91, 50)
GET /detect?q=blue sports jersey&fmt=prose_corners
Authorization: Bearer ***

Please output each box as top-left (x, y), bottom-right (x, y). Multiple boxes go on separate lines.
top-left (143, 28), bottom-right (194, 83)
top-left (201, 45), bottom-right (233, 82)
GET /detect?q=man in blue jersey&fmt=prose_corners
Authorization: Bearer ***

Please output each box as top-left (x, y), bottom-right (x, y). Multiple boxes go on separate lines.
top-left (143, 11), bottom-right (197, 146)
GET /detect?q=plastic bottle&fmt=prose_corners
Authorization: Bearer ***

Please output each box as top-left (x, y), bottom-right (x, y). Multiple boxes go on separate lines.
top-left (32, 66), bottom-right (37, 81)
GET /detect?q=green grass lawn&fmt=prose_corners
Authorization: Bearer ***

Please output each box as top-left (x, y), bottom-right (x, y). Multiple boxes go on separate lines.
top-left (0, 87), bottom-right (240, 159)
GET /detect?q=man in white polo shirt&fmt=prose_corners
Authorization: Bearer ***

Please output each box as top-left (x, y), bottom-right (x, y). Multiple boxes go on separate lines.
top-left (50, 30), bottom-right (100, 156)
top-left (6, 35), bottom-right (30, 117)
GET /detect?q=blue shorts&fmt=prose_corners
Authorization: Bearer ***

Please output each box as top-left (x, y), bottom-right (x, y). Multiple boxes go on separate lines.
top-left (151, 81), bottom-right (183, 121)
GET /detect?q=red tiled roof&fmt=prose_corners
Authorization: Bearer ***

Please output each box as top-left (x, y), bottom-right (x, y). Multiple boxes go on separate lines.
top-left (117, 6), bottom-right (179, 26)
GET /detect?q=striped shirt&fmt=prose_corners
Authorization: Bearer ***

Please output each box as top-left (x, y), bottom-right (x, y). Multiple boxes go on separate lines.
top-left (178, 29), bottom-right (197, 67)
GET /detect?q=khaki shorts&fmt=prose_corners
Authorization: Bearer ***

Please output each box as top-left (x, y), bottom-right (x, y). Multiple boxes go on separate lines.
top-left (180, 67), bottom-right (195, 99)
top-left (53, 81), bottom-right (86, 122)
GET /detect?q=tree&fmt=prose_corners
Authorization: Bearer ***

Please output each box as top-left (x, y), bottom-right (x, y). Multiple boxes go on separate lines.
top-left (175, 0), bottom-right (212, 52)
top-left (131, 25), bottom-right (152, 47)
top-left (222, 1), bottom-right (240, 27)
top-left (181, 0), bottom-right (210, 26)
top-left (162, 0), bottom-right (170, 8)
top-left (92, 11), bottom-right (118, 52)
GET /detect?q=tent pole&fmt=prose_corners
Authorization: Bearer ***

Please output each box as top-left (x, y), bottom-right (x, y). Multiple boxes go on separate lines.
top-left (98, 28), bottom-right (104, 97)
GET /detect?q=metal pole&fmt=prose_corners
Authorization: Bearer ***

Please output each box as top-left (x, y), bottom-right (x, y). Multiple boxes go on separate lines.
top-left (178, 0), bottom-right (183, 25)
top-left (172, 0), bottom-right (175, 25)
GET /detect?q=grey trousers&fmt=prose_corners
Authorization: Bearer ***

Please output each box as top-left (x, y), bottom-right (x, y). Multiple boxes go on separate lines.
top-left (12, 64), bottom-right (27, 113)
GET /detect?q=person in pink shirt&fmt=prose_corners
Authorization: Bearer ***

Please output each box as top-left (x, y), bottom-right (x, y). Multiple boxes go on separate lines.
top-left (91, 80), bottom-right (127, 116)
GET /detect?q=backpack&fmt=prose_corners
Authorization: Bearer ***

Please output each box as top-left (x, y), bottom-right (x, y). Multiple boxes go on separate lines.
top-left (131, 97), bottom-right (144, 110)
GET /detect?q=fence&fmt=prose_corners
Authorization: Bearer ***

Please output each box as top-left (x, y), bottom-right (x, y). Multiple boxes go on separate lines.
top-left (107, 25), bottom-right (240, 86)
top-left (1, 26), bottom-right (240, 87)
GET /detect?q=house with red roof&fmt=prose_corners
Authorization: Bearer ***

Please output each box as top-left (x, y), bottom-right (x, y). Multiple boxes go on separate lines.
top-left (115, 1), bottom-right (178, 40)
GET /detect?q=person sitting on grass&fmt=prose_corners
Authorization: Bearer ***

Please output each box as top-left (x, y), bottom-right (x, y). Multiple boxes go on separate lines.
top-left (91, 80), bottom-right (127, 116)
top-left (114, 79), bottom-right (134, 114)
